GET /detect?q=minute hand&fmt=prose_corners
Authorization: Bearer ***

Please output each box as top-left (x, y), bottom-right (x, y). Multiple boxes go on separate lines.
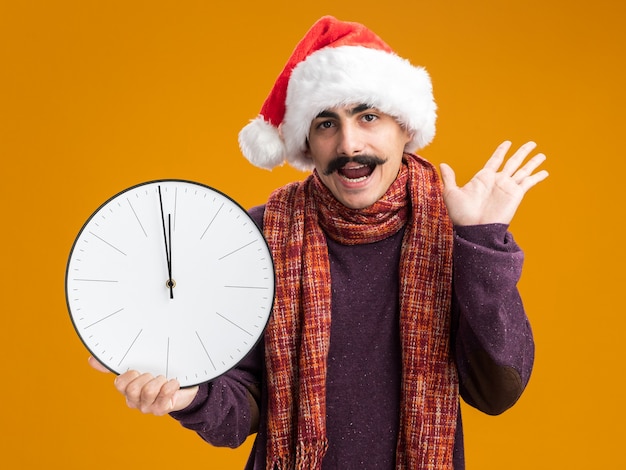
top-left (167, 213), bottom-right (173, 298)
top-left (158, 186), bottom-right (174, 299)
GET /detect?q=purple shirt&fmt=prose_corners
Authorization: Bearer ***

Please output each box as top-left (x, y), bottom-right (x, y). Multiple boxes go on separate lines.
top-left (171, 205), bottom-right (534, 470)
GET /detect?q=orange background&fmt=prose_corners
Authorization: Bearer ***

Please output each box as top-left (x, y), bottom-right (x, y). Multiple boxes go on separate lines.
top-left (1, 1), bottom-right (623, 468)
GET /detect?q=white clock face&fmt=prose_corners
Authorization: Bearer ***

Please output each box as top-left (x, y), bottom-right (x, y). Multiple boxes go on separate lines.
top-left (66, 180), bottom-right (274, 387)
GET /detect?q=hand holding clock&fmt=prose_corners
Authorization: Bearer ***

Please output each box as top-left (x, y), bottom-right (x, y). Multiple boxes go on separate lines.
top-left (88, 356), bottom-right (198, 415)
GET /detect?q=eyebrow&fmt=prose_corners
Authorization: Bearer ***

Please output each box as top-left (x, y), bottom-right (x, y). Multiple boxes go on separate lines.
top-left (314, 103), bottom-right (374, 119)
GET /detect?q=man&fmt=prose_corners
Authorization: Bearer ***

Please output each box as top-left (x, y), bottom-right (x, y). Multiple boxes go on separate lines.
top-left (90, 16), bottom-right (548, 469)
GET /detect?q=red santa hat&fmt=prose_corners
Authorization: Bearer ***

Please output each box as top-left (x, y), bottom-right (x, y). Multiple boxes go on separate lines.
top-left (238, 16), bottom-right (437, 171)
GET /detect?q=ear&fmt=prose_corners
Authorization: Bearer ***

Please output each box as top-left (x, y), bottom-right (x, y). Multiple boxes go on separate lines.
top-left (303, 138), bottom-right (313, 159)
top-left (404, 128), bottom-right (415, 145)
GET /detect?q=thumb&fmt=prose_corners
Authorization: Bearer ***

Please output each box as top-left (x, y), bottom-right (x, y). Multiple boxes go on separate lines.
top-left (88, 355), bottom-right (112, 374)
top-left (171, 385), bottom-right (199, 412)
top-left (439, 163), bottom-right (457, 190)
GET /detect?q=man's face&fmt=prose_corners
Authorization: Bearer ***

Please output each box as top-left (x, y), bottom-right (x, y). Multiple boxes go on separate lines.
top-left (305, 104), bottom-right (412, 209)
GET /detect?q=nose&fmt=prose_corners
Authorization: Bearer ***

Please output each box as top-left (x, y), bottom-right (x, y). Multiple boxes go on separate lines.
top-left (336, 121), bottom-right (364, 156)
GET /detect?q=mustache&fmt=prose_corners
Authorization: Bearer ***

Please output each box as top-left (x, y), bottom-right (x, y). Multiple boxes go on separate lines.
top-left (322, 155), bottom-right (387, 176)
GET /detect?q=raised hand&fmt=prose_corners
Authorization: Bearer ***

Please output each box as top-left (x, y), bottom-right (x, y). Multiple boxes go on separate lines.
top-left (439, 141), bottom-right (548, 226)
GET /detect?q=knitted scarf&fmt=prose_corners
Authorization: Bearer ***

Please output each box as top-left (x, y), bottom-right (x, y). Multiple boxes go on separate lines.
top-left (262, 154), bottom-right (458, 470)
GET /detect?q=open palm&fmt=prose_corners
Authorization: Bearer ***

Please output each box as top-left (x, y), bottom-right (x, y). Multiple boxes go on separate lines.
top-left (440, 141), bottom-right (549, 226)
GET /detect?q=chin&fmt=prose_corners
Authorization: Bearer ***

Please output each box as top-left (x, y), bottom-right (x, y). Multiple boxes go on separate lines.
top-left (337, 194), bottom-right (377, 210)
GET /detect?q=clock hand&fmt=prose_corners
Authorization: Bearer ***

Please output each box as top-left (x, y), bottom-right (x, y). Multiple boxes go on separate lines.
top-left (167, 213), bottom-right (174, 298)
top-left (158, 186), bottom-right (174, 299)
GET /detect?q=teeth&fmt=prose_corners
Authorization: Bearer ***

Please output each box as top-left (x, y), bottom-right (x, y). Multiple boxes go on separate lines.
top-left (337, 163), bottom-right (373, 182)
top-left (339, 174), bottom-right (368, 183)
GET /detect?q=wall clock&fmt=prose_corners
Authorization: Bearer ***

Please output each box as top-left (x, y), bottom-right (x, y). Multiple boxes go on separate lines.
top-left (65, 180), bottom-right (274, 387)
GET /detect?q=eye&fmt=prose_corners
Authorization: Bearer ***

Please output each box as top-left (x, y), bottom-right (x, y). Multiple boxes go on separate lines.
top-left (316, 120), bottom-right (335, 130)
top-left (362, 113), bottom-right (377, 122)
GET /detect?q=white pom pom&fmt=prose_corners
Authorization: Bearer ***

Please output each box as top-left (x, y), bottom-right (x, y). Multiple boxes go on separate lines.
top-left (238, 117), bottom-right (286, 170)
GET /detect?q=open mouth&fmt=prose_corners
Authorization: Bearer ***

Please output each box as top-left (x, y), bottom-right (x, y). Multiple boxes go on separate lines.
top-left (337, 163), bottom-right (375, 182)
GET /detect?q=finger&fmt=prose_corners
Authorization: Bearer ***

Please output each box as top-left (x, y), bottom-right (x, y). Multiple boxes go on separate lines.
top-left (114, 371), bottom-right (149, 406)
top-left (149, 379), bottom-right (183, 416)
top-left (113, 369), bottom-right (142, 392)
top-left (500, 141), bottom-right (537, 177)
top-left (512, 153), bottom-right (547, 184)
top-left (88, 356), bottom-right (111, 374)
top-left (439, 163), bottom-right (458, 190)
top-left (483, 141), bottom-right (513, 172)
top-left (519, 169), bottom-right (549, 193)
top-left (136, 375), bottom-right (171, 414)
top-left (125, 373), bottom-right (163, 404)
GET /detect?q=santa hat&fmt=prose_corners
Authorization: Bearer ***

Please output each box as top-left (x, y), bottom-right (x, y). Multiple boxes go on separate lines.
top-left (238, 16), bottom-right (437, 171)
